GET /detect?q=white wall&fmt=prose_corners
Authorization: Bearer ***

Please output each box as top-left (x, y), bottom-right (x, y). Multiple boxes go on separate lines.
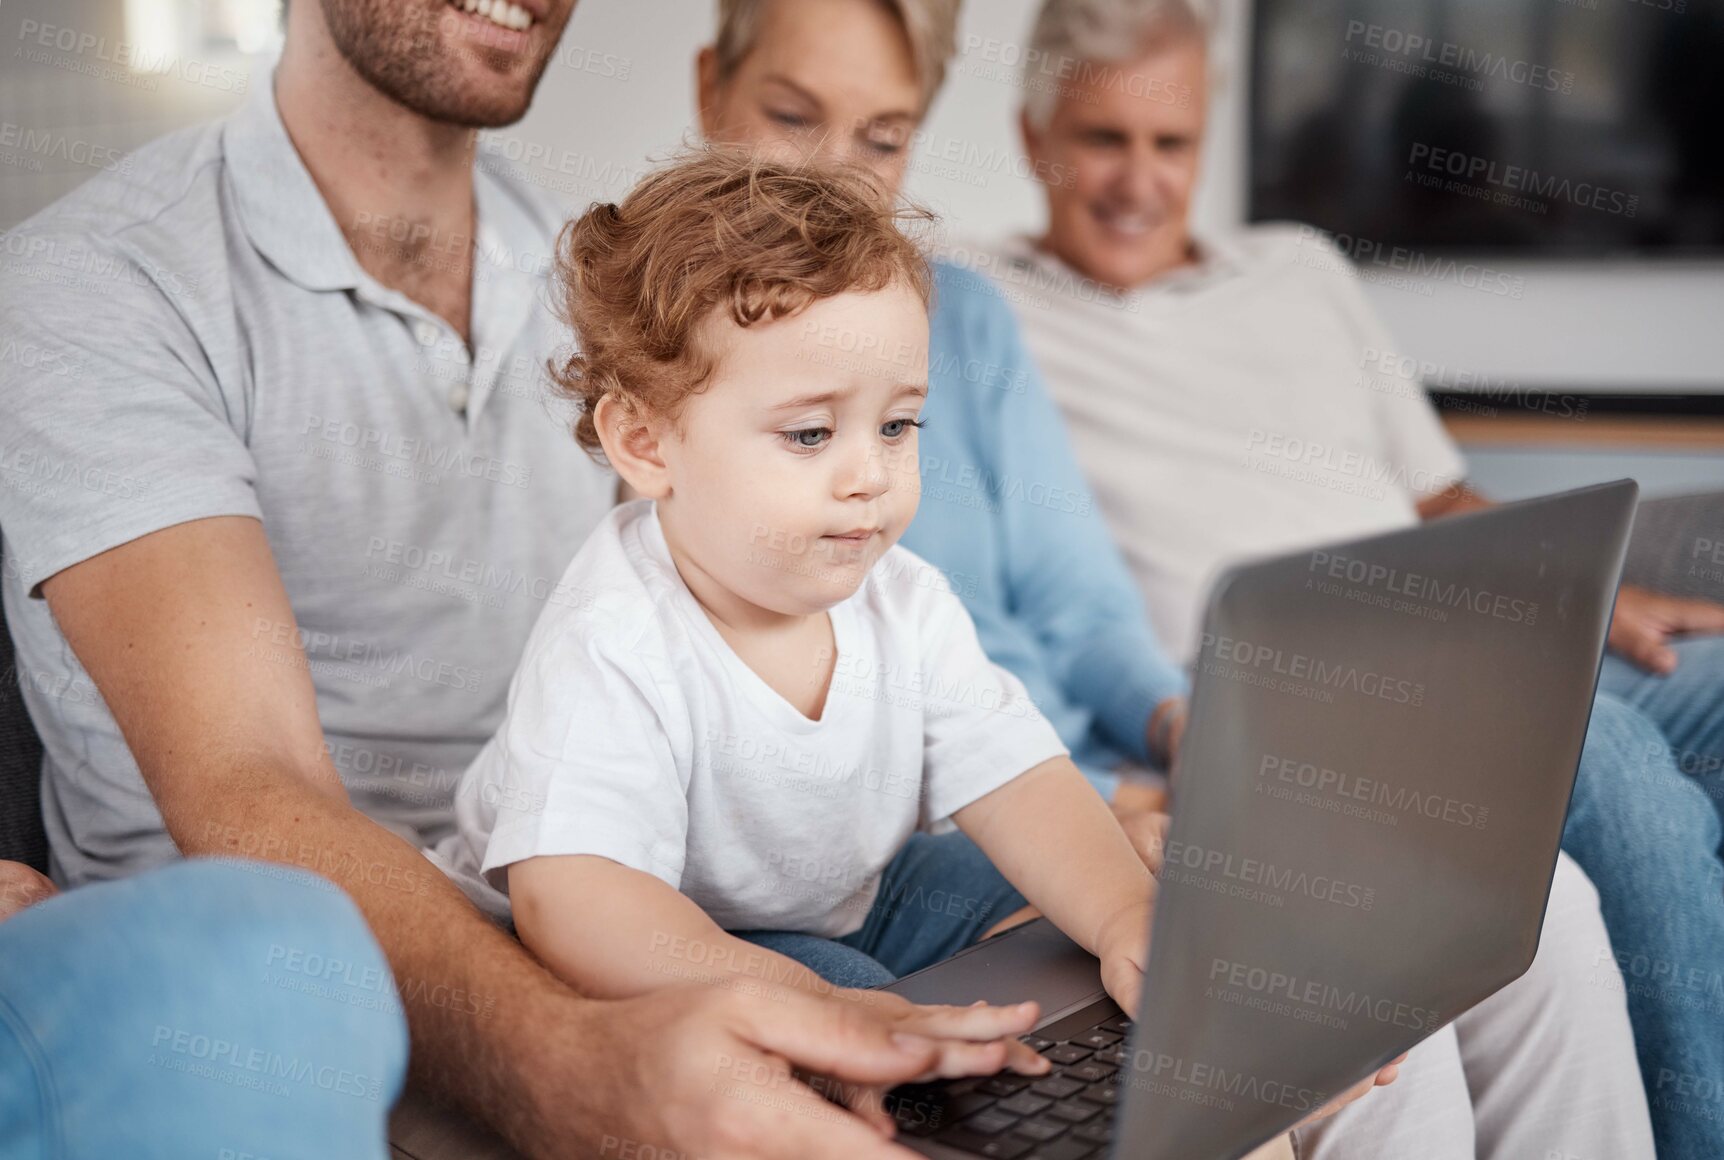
top-left (5, 0), bottom-right (1719, 393)
top-left (517, 0), bottom-right (1723, 394)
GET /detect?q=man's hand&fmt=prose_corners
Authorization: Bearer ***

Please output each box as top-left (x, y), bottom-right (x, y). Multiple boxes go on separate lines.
top-left (0, 860), bottom-right (57, 922)
top-left (568, 983), bottom-right (1034, 1158)
top-left (852, 991), bottom-right (1049, 1081)
top-left (1608, 585), bottom-right (1724, 674)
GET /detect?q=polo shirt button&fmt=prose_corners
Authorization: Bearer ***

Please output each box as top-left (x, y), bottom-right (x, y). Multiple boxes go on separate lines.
top-left (448, 383), bottom-right (471, 413)
top-left (415, 322), bottom-right (438, 346)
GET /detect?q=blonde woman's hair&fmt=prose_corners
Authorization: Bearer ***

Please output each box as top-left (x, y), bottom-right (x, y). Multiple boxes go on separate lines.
top-left (713, 0), bottom-right (963, 113)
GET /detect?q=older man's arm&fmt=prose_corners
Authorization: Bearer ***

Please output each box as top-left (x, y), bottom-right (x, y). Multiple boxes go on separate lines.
top-left (40, 515), bottom-right (990, 1160)
top-left (1417, 483), bottom-right (1724, 671)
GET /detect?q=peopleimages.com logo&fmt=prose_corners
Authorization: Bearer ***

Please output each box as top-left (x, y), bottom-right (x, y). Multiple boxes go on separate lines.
top-left (1198, 632), bottom-right (1426, 708)
top-left (1342, 21), bottom-right (1575, 93)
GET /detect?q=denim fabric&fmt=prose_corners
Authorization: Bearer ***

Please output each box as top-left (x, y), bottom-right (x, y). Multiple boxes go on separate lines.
top-left (0, 858), bottom-right (408, 1159)
top-left (732, 831), bottom-right (1027, 988)
top-left (1598, 636), bottom-right (1724, 833)
top-left (1564, 657), bottom-right (1724, 1160)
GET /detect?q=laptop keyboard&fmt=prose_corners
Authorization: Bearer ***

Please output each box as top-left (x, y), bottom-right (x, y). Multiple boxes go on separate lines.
top-left (886, 997), bottom-right (1127, 1159)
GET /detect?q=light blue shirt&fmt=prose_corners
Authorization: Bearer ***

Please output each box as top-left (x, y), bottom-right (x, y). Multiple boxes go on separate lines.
top-left (900, 262), bottom-right (1188, 798)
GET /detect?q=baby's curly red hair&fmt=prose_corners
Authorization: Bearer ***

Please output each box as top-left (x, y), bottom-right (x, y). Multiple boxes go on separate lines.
top-left (549, 148), bottom-right (935, 456)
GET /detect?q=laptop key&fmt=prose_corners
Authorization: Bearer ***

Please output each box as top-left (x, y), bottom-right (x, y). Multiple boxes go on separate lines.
top-left (1094, 1046), bottom-right (1125, 1065)
top-left (1029, 1076), bottom-right (1085, 1099)
top-left (1100, 1016), bottom-right (1132, 1034)
top-left (1075, 1030), bottom-right (1121, 1050)
top-left (1042, 1044), bottom-right (1093, 1066)
top-left (947, 1092), bottom-right (998, 1119)
top-left (933, 1128), bottom-right (1036, 1158)
top-left (1048, 1099), bottom-right (1101, 1124)
top-left (1073, 1121), bottom-right (1116, 1146)
top-left (1021, 1036), bottom-right (1055, 1051)
top-left (1066, 1062), bottom-right (1117, 1084)
top-left (1082, 1082), bottom-right (1121, 1106)
top-left (996, 1092), bottom-right (1054, 1118)
top-left (1013, 1116), bottom-right (1069, 1142)
top-left (980, 1076), bottom-right (1031, 1097)
top-left (964, 1109), bottom-right (1021, 1137)
top-left (1036, 1139), bottom-right (1099, 1160)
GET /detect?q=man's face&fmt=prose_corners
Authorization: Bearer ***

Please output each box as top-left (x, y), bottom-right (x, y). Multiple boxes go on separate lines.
top-left (1022, 36), bottom-right (1208, 291)
top-left (317, 0), bottom-right (577, 127)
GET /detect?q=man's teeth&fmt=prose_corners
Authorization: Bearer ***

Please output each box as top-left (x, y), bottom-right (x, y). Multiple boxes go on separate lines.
top-left (1098, 211), bottom-right (1152, 236)
top-left (455, 0), bottom-right (534, 31)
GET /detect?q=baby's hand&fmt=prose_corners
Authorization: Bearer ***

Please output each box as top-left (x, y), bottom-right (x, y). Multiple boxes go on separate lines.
top-left (852, 991), bottom-right (1051, 1082)
top-left (1096, 904), bottom-right (1153, 1020)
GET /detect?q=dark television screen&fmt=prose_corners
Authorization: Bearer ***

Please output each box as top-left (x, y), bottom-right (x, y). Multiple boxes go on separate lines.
top-left (1248, 0), bottom-right (1724, 256)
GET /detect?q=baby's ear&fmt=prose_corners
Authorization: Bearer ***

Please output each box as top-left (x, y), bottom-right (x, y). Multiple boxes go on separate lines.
top-left (594, 394), bottom-right (672, 499)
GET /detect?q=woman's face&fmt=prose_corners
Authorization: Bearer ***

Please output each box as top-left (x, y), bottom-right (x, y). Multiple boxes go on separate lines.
top-left (698, 0), bottom-right (924, 195)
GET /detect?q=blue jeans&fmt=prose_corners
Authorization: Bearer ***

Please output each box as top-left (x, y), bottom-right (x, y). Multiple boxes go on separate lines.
top-left (0, 858), bottom-right (408, 1158)
top-left (732, 832), bottom-right (1027, 989)
top-left (1565, 636), bottom-right (1724, 1160)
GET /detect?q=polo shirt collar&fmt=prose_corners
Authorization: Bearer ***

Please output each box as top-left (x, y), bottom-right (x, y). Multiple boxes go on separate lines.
top-left (222, 71), bottom-right (364, 293)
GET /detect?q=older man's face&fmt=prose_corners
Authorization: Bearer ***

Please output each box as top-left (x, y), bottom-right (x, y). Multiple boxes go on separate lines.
top-left (1022, 36), bottom-right (1208, 291)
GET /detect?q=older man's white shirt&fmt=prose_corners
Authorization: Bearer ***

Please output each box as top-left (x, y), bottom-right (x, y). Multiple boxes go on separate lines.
top-left (970, 227), bottom-right (1467, 661)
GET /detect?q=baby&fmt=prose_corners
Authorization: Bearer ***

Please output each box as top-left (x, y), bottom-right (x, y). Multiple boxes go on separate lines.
top-left (444, 151), bottom-right (1155, 1031)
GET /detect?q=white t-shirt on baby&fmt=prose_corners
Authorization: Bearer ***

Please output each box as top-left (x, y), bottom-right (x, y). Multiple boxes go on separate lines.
top-left (436, 499), bottom-right (1069, 936)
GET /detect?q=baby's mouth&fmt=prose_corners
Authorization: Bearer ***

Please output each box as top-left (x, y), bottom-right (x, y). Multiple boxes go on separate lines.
top-left (823, 529), bottom-right (880, 547)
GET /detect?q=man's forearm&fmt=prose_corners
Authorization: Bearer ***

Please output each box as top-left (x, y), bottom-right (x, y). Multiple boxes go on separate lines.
top-left (179, 768), bottom-right (587, 1155)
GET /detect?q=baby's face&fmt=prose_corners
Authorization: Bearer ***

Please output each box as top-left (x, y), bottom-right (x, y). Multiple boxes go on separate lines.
top-left (658, 283), bottom-right (929, 617)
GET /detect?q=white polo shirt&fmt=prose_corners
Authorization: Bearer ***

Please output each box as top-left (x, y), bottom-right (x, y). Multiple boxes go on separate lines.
top-left (975, 228), bottom-right (1468, 660)
top-left (0, 76), bottom-right (615, 885)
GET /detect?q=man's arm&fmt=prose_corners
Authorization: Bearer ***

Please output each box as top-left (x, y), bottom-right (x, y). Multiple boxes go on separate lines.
top-left (43, 515), bottom-right (1047, 1158)
top-left (511, 853), bottom-right (1047, 1076)
top-left (0, 861), bottom-right (57, 921)
top-left (1416, 484), bottom-right (1724, 671)
top-left (41, 515), bottom-right (610, 1150)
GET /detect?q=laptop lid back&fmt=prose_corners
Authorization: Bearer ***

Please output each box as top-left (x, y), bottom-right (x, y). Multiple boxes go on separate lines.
top-left (1112, 481), bottom-right (1638, 1159)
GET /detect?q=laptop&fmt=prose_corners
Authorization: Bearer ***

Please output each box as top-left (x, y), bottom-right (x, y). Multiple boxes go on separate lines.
top-left (881, 480), bottom-right (1639, 1160)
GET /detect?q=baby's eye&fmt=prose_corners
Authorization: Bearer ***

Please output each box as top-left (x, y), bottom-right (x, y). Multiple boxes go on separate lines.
top-left (881, 418), bottom-right (924, 440)
top-left (782, 427), bottom-right (832, 449)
